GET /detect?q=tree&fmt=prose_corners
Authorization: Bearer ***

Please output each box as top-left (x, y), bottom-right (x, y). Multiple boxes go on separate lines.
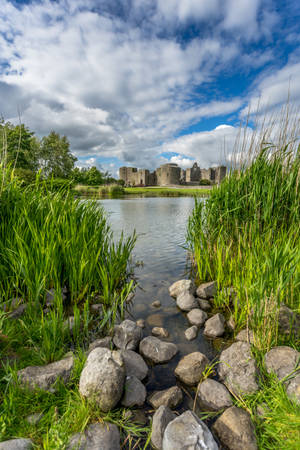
top-left (86, 166), bottom-right (104, 185)
top-left (40, 131), bottom-right (77, 178)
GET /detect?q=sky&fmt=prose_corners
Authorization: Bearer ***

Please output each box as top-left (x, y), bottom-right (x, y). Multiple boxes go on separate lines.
top-left (0, 0), bottom-right (300, 176)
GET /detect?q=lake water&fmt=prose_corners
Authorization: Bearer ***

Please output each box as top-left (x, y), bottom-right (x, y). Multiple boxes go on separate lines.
top-left (99, 197), bottom-right (216, 394)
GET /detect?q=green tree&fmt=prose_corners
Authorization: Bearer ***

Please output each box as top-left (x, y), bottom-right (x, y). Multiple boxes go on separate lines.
top-left (40, 131), bottom-right (77, 178)
top-left (86, 166), bottom-right (104, 185)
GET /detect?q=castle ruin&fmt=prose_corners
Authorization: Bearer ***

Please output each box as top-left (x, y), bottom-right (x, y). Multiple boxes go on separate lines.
top-left (119, 162), bottom-right (226, 186)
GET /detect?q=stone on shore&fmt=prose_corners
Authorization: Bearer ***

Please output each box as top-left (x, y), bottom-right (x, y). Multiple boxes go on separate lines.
top-left (18, 356), bottom-right (74, 392)
top-left (136, 319), bottom-right (146, 328)
top-left (151, 406), bottom-right (175, 450)
top-left (152, 300), bottom-right (161, 308)
top-left (148, 386), bottom-right (183, 409)
top-left (213, 406), bottom-right (257, 450)
top-left (197, 298), bottom-right (211, 311)
top-left (8, 304), bottom-right (27, 319)
top-left (26, 412), bottom-right (44, 425)
top-left (139, 337), bottom-right (178, 364)
top-left (169, 280), bottom-right (195, 298)
top-left (113, 320), bottom-right (142, 351)
top-left (121, 375), bottom-right (146, 407)
top-left (236, 329), bottom-right (255, 344)
top-left (79, 348), bottom-right (125, 412)
top-left (286, 373), bottom-right (300, 405)
top-left (0, 439), bottom-right (33, 450)
top-left (218, 342), bottom-right (259, 395)
top-left (278, 305), bottom-right (300, 338)
top-left (264, 346), bottom-right (299, 380)
top-left (197, 379), bottom-right (233, 411)
top-left (196, 281), bottom-right (217, 299)
top-left (203, 313), bottom-right (225, 338)
top-left (88, 337), bottom-right (112, 353)
top-left (67, 422), bottom-right (120, 450)
top-left (162, 410), bottom-right (218, 450)
top-left (187, 309), bottom-right (207, 327)
top-left (175, 352), bottom-right (209, 386)
top-left (185, 325), bottom-right (198, 341)
top-left (152, 327), bottom-right (169, 338)
top-left (176, 291), bottom-right (198, 312)
top-left (120, 349), bottom-right (148, 380)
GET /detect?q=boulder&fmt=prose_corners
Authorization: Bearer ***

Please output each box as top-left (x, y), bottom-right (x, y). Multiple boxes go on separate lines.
top-left (120, 350), bottom-right (148, 380)
top-left (148, 386), bottom-right (183, 409)
top-left (175, 352), bottom-right (209, 386)
top-left (213, 406), bottom-right (257, 450)
top-left (196, 281), bottom-right (217, 299)
top-left (176, 292), bottom-right (198, 312)
top-left (197, 379), bottom-right (232, 411)
top-left (18, 356), bottom-right (74, 391)
top-left (152, 327), bottom-right (169, 338)
top-left (203, 313), bottom-right (225, 338)
top-left (162, 410), bottom-right (218, 450)
top-left (197, 298), bottom-right (211, 311)
top-left (236, 329), bottom-right (255, 345)
top-left (121, 375), bottom-right (146, 407)
top-left (151, 406), bottom-right (175, 450)
top-left (139, 337), bottom-right (178, 364)
top-left (286, 373), bottom-right (300, 405)
top-left (0, 439), bottom-right (33, 450)
top-left (185, 325), bottom-right (198, 341)
top-left (67, 422), bottom-right (120, 450)
top-left (187, 309), bottom-right (207, 327)
top-left (79, 348), bottom-right (125, 412)
top-left (88, 337), bottom-right (112, 353)
top-left (218, 342), bottom-right (259, 395)
top-left (136, 319), bottom-right (146, 328)
top-left (113, 320), bottom-right (142, 351)
top-left (278, 305), bottom-right (300, 338)
top-left (264, 346), bottom-right (299, 380)
top-left (169, 280), bottom-right (195, 298)
top-left (26, 412), bottom-right (44, 425)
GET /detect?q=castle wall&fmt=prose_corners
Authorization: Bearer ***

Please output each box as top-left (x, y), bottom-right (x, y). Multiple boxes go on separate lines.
top-left (156, 164), bottom-right (181, 186)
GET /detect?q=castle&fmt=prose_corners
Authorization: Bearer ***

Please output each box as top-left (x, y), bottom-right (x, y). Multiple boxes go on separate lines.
top-left (119, 162), bottom-right (226, 186)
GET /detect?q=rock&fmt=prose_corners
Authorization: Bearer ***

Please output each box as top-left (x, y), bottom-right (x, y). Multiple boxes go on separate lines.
top-left (113, 320), bottom-right (142, 351)
top-left (18, 356), bottom-right (74, 391)
top-left (139, 337), bottom-right (178, 364)
top-left (187, 309), bottom-right (207, 327)
top-left (218, 342), bottom-right (259, 395)
top-left (90, 303), bottom-right (103, 313)
top-left (264, 346), bottom-right (300, 380)
top-left (88, 337), bottom-right (112, 353)
top-left (0, 440), bottom-right (33, 450)
top-left (185, 325), bottom-right (198, 341)
top-left (152, 327), bottom-right (169, 338)
top-left (213, 406), bottom-right (257, 450)
top-left (148, 386), bottom-right (183, 409)
top-left (286, 373), bottom-right (300, 405)
top-left (176, 292), bottom-right (198, 312)
top-left (79, 348), bottom-right (125, 412)
top-left (132, 409), bottom-right (148, 425)
top-left (67, 422), bottom-right (120, 449)
top-left (146, 314), bottom-right (164, 327)
top-left (151, 406), bottom-right (175, 450)
top-left (120, 349), bottom-right (148, 380)
top-left (196, 281), bottom-right (217, 299)
top-left (256, 403), bottom-right (270, 418)
top-left (227, 315), bottom-right (236, 331)
top-left (45, 287), bottom-right (66, 305)
top-left (8, 302), bottom-right (27, 319)
top-left (169, 279), bottom-right (195, 298)
top-left (26, 412), bottom-right (44, 425)
top-left (203, 313), bottom-right (225, 338)
top-left (3, 297), bottom-right (24, 312)
top-left (197, 379), bottom-right (233, 411)
top-left (136, 319), bottom-right (145, 328)
top-left (236, 329), bottom-right (255, 344)
top-left (162, 410), bottom-right (218, 450)
top-left (278, 305), bottom-right (300, 337)
top-left (197, 298), bottom-right (211, 311)
top-left (121, 375), bottom-right (146, 407)
top-left (152, 300), bottom-right (161, 308)
top-left (175, 352), bottom-right (209, 386)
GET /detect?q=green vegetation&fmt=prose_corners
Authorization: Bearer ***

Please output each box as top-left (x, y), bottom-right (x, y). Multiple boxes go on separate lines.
top-left (187, 110), bottom-right (300, 448)
top-left (74, 184), bottom-right (211, 197)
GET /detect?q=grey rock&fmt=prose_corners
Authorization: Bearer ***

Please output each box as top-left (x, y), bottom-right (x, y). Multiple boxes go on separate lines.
top-left (146, 314), bottom-right (164, 327)
top-left (18, 356), bottom-right (74, 391)
top-left (148, 386), bottom-right (183, 409)
top-left (169, 279), bottom-right (195, 298)
top-left (175, 352), bottom-right (209, 386)
top-left (176, 291), bottom-right (198, 312)
top-left (204, 313), bottom-right (225, 338)
top-left (213, 406), bottom-right (257, 450)
top-left (121, 349), bottom-right (148, 380)
top-left (286, 373), bottom-right (300, 405)
top-left (79, 348), bottom-right (125, 412)
top-left (278, 305), bottom-right (300, 338)
top-left (67, 422), bottom-right (120, 449)
top-left (121, 375), bottom-right (146, 407)
top-left (152, 300), bottom-right (162, 308)
top-left (46, 287), bottom-right (66, 305)
top-left (227, 316), bottom-right (236, 331)
top-left (0, 439), bottom-right (33, 450)
top-left (3, 297), bottom-right (23, 312)
top-left (236, 329), bottom-right (255, 344)
top-left (197, 298), bottom-right (211, 311)
top-left (196, 281), bottom-right (217, 299)
top-left (136, 319), bottom-right (145, 328)
top-left (197, 379), bottom-right (232, 411)
top-left (8, 304), bottom-right (27, 319)
top-left (162, 410), bottom-right (218, 450)
top-left (256, 403), bottom-right (270, 418)
top-left (90, 303), bottom-right (103, 313)
top-left (151, 406), bottom-right (175, 450)
top-left (185, 325), bottom-right (198, 341)
top-left (88, 337), bottom-right (112, 353)
top-left (152, 327), bottom-right (169, 338)
top-left (139, 337), bottom-right (178, 364)
top-left (218, 342), bottom-right (259, 395)
top-left (264, 346), bottom-right (300, 380)
top-left (26, 412), bottom-right (44, 425)
top-left (113, 319), bottom-right (142, 351)
top-left (187, 309), bottom-right (207, 327)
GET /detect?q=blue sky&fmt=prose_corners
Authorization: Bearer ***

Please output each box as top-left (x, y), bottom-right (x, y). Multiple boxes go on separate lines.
top-left (0, 0), bottom-right (300, 175)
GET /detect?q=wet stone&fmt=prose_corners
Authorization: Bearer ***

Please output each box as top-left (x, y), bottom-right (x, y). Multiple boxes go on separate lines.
top-left (197, 379), bottom-right (233, 411)
top-left (203, 313), bottom-right (225, 338)
top-left (187, 309), bottom-right (207, 327)
top-left (176, 291), bottom-right (198, 312)
top-left (146, 314), bottom-right (164, 328)
top-left (196, 281), bottom-right (217, 299)
top-left (185, 325), bottom-right (198, 341)
top-left (169, 279), bottom-right (195, 298)
top-left (113, 319), bottom-right (142, 351)
top-left (175, 352), bottom-right (209, 386)
top-left (139, 336), bottom-right (178, 364)
top-left (197, 298), bottom-right (211, 311)
top-left (151, 406), bottom-right (175, 450)
top-left (148, 386), bottom-right (183, 409)
top-left (152, 327), bottom-right (169, 338)
top-left (121, 375), bottom-right (146, 407)
top-left (120, 349), bottom-right (148, 380)
top-left (152, 300), bottom-right (161, 308)
top-left (136, 319), bottom-right (145, 328)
